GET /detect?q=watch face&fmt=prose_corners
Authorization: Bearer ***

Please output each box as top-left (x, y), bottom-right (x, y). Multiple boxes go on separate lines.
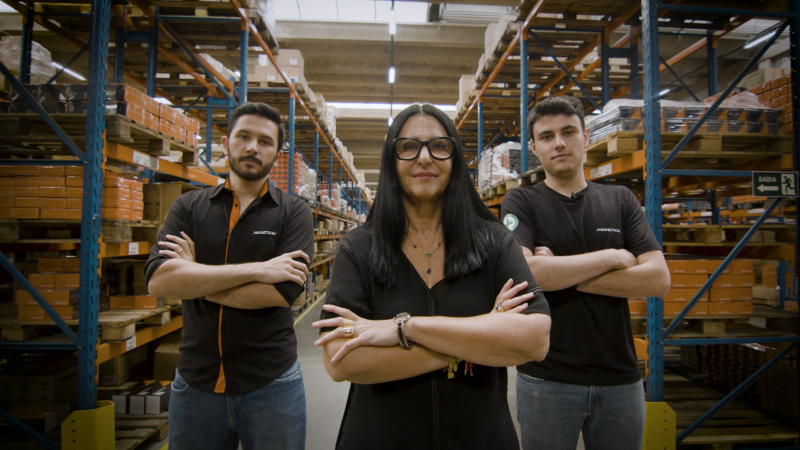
top-left (395, 312), bottom-right (410, 323)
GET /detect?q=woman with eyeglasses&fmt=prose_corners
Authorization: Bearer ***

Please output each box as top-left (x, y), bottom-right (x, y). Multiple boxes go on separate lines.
top-left (312, 104), bottom-right (551, 449)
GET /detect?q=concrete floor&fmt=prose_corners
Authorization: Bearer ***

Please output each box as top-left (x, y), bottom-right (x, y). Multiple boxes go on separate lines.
top-left (149, 297), bottom-right (585, 450)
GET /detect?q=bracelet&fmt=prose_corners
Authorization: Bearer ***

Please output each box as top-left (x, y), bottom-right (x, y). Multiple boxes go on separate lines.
top-left (445, 356), bottom-right (461, 379)
top-left (395, 312), bottom-right (413, 349)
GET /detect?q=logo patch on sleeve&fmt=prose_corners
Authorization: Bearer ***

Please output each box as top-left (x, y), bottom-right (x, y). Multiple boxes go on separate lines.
top-left (503, 214), bottom-right (519, 231)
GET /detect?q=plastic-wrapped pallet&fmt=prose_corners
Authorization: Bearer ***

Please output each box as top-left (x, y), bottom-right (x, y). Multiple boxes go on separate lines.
top-left (0, 37), bottom-right (56, 83)
top-left (294, 164), bottom-right (317, 201)
top-left (318, 183), bottom-right (341, 209)
top-left (477, 148), bottom-right (493, 194)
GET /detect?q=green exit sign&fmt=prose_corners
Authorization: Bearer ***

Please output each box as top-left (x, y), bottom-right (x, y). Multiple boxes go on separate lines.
top-left (752, 171), bottom-right (798, 197)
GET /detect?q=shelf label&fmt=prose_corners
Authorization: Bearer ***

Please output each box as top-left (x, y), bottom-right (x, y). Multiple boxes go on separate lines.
top-left (125, 335), bottom-right (136, 351)
top-left (590, 163), bottom-right (613, 179)
top-left (132, 150), bottom-right (160, 170)
top-left (752, 171), bottom-right (797, 197)
top-left (128, 242), bottom-right (139, 255)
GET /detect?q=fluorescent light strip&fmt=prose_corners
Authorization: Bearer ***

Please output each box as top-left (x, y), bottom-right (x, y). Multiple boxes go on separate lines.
top-left (744, 31), bottom-right (776, 50)
top-left (388, 66), bottom-right (395, 83)
top-left (51, 62), bottom-right (85, 81)
top-left (327, 102), bottom-right (457, 112)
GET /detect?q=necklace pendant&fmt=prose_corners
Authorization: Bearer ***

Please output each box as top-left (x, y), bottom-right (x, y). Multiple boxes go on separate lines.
top-left (427, 268), bottom-right (431, 274)
top-left (425, 253), bottom-right (432, 258)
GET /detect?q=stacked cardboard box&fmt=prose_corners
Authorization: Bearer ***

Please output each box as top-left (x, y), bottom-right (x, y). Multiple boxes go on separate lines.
top-left (317, 183), bottom-right (342, 210)
top-left (477, 142), bottom-right (539, 193)
top-left (108, 295), bottom-right (162, 310)
top-left (0, 165), bottom-right (84, 219)
top-left (247, 49), bottom-right (306, 87)
top-left (15, 257), bottom-right (81, 321)
top-left (706, 72), bottom-right (793, 134)
top-left (270, 151), bottom-right (316, 200)
top-left (0, 356), bottom-right (78, 409)
top-left (4, 83), bottom-right (200, 148)
top-left (101, 171), bottom-right (145, 221)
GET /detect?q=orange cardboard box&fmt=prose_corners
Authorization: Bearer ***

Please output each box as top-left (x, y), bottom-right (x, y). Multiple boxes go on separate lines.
top-left (40, 187), bottom-right (67, 198)
top-left (39, 166), bottom-right (65, 176)
top-left (771, 98), bottom-right (781, 108)
top-left (628, 300), bottom-right (646, 316)
top-left (131, 190), bottom-right (143, 202)
top-left (0, 177), bottom-right (13, 187)
top-left (38, 258), bottom-right (65, 272)
top-left (135, 296), bottom-right (161, 310)
top-left (0, 167), bottom-right (13, 176)
top-left (40, 209), bottom-right (66, 219)
top-left (685, 260), bottom-right (709, 274)
top-left (708, 301), bottom-right (753, 315)
top-left (0, 198), bottom-right (12, 208)
top-left (664, 301), bottom-right (708, 316)
top-left (14, 197), bottom-right (39, 208)
top-left (103, 174), bottom-right (131, 189)
top-left (109, 296), bottom-right (135, 310)
top-left (729, 260), bottom-right (754, 274)
top-left (66, 187), bottom-right (82, 198)
top-left (175, 111), bottom-right (187, 128)
top-left (130, 181), bottom-right (143, 192)
top-left (65, 209), bottom-right (81, 220)
top-left (13, 166), bottom-right (40, 176)
top-left (55, 273), bottom-right (80, 290)
top-left (131, 210), bottom-right (143, 221)
top-left (65, 167), bottom-right (83, 177)
top-left (144, 112), bottom-right (159, 130)
top-left (102, 208), bottom-right (132, 220)
top-left (16, 289), bottom-right (78, 306)
top-left (712, 273), bottom-right (755, 288)
top-left (11, 208), bottom-right (38, 219)
top-left (103, 188), bottom-right (131, 199)
top-left (66, 198), bottom-right (82, 209)
top-left (40, 198), bottom-right (66, 209)
top-left (130, 200), bottom-right (144, 211)
top-left (664, 288), bottom-right (708, 302)
top-left (706, 260), bottom-right (731, 275)
top-left (14, 176), bottom-right (39, 187)
top-left (102, 197), bottom-right (131, 209)
top-left (710, 287), bottom-right (753, 302)
top-left (28, 273), bottom-right (56, 289)
top-left (39, 177), bottom-right (66, 187)
top-left (63, 257), bottom-right (80, 272)
top-left (666, 260), bottom-right (686, 273)
top-left (670, 274), bottom-right (708, 288)
top-left (65, 177), bottom-right (83, 187)
top-left (18, 304), bottom-right (78, 321)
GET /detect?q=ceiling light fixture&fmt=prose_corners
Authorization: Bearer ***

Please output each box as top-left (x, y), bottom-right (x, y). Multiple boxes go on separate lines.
top-left (51, 62), bottom-right (85, 81)
top-left (744, 31), bottom-right (776, 49)
top-left (659, 88), bottom-right (672, 97)
top-left (388, 117), bottom-right (393, 126)
top-left (389, 66), bottom-right (395, 83)
top-left (389, 5), bottom-right (396, 35)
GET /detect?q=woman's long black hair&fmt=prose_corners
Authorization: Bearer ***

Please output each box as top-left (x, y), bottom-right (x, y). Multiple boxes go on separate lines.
top-left (365, 103), bottom-right (502, 287)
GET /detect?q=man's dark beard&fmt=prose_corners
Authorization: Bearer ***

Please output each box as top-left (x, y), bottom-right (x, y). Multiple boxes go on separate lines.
top-left (230, 154), bottom-right (276, 181)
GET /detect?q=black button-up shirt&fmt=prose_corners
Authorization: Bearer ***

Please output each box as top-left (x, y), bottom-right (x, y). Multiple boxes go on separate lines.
top-left (145, 179), bottom-right (314, 395)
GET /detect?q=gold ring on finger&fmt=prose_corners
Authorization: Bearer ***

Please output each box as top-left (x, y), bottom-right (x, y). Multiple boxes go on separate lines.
top-left (495, 302), bottom-right (505, 312)
top-left (343, 325), bottom-right (354, 338)
top-left (177, 248), bottom-right (184, 253)
top-left (343, 318), bottom-right (354, 327)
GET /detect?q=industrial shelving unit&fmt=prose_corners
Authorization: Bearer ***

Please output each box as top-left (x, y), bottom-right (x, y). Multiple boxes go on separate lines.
top-left (456, 0), bottom-right (800, 446)
top-left (0, 0), bottom-right (369, 446)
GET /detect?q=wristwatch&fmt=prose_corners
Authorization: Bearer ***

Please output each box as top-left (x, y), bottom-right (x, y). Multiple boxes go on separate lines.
top-left (395, 312), bottom-right (413, 349)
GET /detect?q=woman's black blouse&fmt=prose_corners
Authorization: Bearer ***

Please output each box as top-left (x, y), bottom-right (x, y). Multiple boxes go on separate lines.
top-left (320, 223), bottom-right (550, 450)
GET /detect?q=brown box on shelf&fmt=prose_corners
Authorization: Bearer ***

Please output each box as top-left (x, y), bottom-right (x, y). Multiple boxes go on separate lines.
top-left (65, 209), bottom-right (81, 219)
top-left (14, 186), bottom-right (38, 197)
top-left (153, 333), bottom-right (181, 382)
top-left (14, 197), bottom-right (40, 208)
top-left (13, 166), bottom-right (40, 176)
top-left (63, 257), bottom-right (80, 272)
top-left (39, 167), bottom-right (65, 177)
top-left (130, 200), bottom-right (144, 211)
top-left (65, 166), bottom-right (83, 177)
top-left (628, 299), bottom-right (646, 315)
top-left (102, 208), bottom-right (131, 220)
top-left (131, 210), bottom-right (143, 221)
top-left (174, 111), bottom-right (187, 128)
top-left (730, 260), bottom-right (754, 274)
top-left (710, 287), bottom-right (753, 302)
top-left (159, 103), bottom-right (176, 123)
top-left (0, 198), bottom-right (12, 209)
top-left (103, 187), bottom-right (131, 199)
top-left (103, 174), bottom-right (131, 189)
top-left (109, 296), bottom-right (134, 310)
top-left (11, 208), bottom-right (39, 219)
top-left (131, 190), bottom-right (143, 202)
top-left (685, 260), bottom-right (709, 274)
top-left (671, 274), bottom-right (708, 288)
top-left (144, 112), bottom-right (158, 130)
top-left (40, 209), bottom-right (66, 219)
top-left (14, 176), bottom-right (39, 187)
top-left (66, 187), bottom-right (82, 198)
top-left (18, 304), bottom-right (78, 321)
top-left (135, 296), bottom-right (162, 310)
top-left (712, 273), bottom-right (756, 288)
top-left (664, 301), bottom-right (708, 316)
top-left (666, 260), bottom-right (686, 273)
top-left (40, 198), bottom-right (66, 209)
top-left (130, 180), bottom-right (143, 192)
top-left (708, 301), bottom-right (753, 315)
top-left (16, 289), bottom-right (78, 306)
top-left (0, 166), bottom-right (13, 176)
top-left (158, 119), bottom-right (173, 137)
top-left (54, 273), bottom-right (80, 290)
top-left (664, 288), bottom-right (708, 302)
top-left (39, 177), bottom-right (66, 187)
top-left (0, 177), bottom-right (13, 188)
top-left (144, 182), bottom-right (191, 222)
top-left (38, 258), bottom-right (64, 272)
top-left (5, 403), bottom-right (71, 434)
top-left (98, 345), bottom-right (147, 387)
top-left (145, 96), bottom-right (160, 115)
top-left (187, 117), bottom-right (200, 134)
top-left (29, 273), bottom-right (56, 289)
top-left (102, 197), bottom-right (131, 209)
top-left (40, 187), bottom-right (67, 198)
top-left (25, 361), bottom-right (78, 405)
top-left (706, 260), bottom-right (731, 275)
top-left (66, 198), bottom-right (81, 209)
top-left (65, 177), bottom-right (82, 187)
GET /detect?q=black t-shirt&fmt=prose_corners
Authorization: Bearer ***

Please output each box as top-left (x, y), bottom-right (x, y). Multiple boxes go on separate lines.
top-left (320, 223), bottom-right (549, 450)
top-left (501, 181), bottom-right (661, 386)
top-left (145, 180), bottom-right (314, 395)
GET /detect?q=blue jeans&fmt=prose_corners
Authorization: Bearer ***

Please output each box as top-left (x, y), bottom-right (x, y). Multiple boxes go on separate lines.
top-left (516, 373), bottom-right (645, 450)
top-left (168, 359), bottom-right (306, 450)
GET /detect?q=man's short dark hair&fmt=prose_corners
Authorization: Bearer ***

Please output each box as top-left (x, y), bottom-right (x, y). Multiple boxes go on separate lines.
top-left (227, 102), bottom-right (286, 151)
top-left (527, 96), bottom-right (586, 141)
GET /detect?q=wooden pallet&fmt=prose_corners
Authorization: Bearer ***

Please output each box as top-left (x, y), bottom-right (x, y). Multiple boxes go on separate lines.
top-left (0, 219), bottom-right (161, 244)
top-left (115, 413), bottom-right (169, 450)
top-left (0, 304), bottom-right (179, 342)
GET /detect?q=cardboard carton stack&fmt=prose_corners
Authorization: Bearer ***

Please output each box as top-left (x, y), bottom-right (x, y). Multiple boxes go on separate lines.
top-left (247, 49), bottom-right (306, 88)
top-left (0, 165), bottom-right (84, 219)
top-left (318, 183), bottom-right (342, 210)
top-left (629, 259), bottom-right (755, 316)
top-left (705, 71), bottom-right (793, 134)
top-left (4, 83), bottom-right (200, 148)
top-left (15, 257), bottom-right (81, 321)
top-left (102, 171), bottom-right (145, 221)
top-left (108, 295), bottom-right (162, 311)
top-left (270, 151), bottom-right (316, 200)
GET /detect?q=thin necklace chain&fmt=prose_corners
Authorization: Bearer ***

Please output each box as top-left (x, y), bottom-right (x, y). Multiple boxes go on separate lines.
top-left (405, 234), bottom-right (443, 288)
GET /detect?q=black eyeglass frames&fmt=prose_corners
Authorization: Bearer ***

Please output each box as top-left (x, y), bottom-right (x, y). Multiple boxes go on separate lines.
top-left (392, 137), bottom-right (456, 161)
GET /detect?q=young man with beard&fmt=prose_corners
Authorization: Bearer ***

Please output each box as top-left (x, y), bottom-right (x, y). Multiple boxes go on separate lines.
top-left (501, 96), bottom-right (670, 450)
top-left (146, 102), bottom-right (314, 449)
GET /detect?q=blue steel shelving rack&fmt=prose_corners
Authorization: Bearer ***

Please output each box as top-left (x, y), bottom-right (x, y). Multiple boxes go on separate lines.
top-left (641, 0), bottom-right (800, 445)
top-left (0, 0), bottom-right (111, 447)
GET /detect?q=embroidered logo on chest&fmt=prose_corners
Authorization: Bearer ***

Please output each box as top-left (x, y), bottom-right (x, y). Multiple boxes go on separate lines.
top-left (596, 228), bottom-right (621, 233)
top-left (253, 231), bottom-right (277, 235)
